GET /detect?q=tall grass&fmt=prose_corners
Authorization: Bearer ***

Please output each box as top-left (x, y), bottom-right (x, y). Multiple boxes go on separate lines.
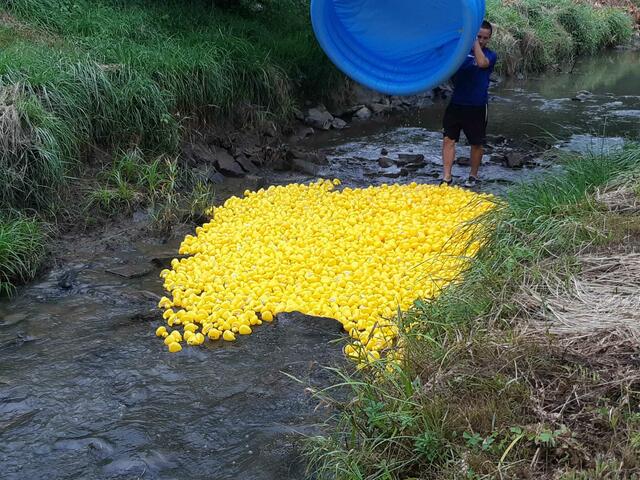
top-left (306, 145), bottom-right (640, 479)
top-left (486, 0), bottom-right (634, 75)
top-left (0, 213), bottom-right (46, 296)
top-left (0, 0), bottom-right (337, 211)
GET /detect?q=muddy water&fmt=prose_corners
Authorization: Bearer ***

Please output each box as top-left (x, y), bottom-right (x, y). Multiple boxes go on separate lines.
top-left (1, 50), bottom-right (639, 480)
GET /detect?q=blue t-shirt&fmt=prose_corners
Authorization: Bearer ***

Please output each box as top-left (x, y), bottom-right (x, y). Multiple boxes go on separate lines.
top-left (451, 48), bottom-right (497, 107)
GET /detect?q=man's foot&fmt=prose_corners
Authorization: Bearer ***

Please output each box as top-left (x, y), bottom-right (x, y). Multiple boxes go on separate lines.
top-left (463, 175), bottom-right (479, 188)
top-left (440, 178), bottom-right (453, 186)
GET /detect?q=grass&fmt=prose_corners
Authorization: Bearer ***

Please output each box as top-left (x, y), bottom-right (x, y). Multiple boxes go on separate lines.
top-left (0, 213), bottom-right (46, 296)
top-left (305, 144), bottom-right (640, 479)
top-left (84, 147), bottom-right (216, 230)
top-left (0, 0), bottom-right (338, 213)
top-left (486, 0), bottom-right (634, 75)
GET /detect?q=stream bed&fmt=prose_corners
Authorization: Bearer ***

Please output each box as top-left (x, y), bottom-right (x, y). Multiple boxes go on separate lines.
top-left (1, 49), bottom-right (639, 479)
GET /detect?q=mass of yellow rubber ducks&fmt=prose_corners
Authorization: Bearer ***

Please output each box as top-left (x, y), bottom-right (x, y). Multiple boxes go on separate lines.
top-left (156, 179), bottom-right (494, 362)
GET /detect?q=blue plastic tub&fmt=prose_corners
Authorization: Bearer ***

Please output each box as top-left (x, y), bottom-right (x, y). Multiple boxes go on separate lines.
top-left (311, 0), bottom-right (486, 95)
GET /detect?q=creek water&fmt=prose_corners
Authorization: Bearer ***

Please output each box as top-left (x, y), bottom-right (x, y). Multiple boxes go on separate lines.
top-left (300, 49), bottom-right (640, 193)
top-left (1, 49), bottom-right (639, 480)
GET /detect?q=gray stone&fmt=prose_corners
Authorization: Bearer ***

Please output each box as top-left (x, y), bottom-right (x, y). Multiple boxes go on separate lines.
top-left (193, 165), bottom-right (225, 184)
top-left (212, 147), bottom-right (244, 176)
top-left (353, 106), bottom-right (372, 120)
top-left (304, 107), bottom-right (334, 130)
top-left (504, 152), bottom-right (525, 168)
top-left (397, 153), bottom-right (425, 166)
top-left (486, 134), bottom-right (507, 146)
top-left (331, 117), bottom-right (348, 130)
top-left (106, 262), bottom-right (154, 279)
top-left (390, 96), bottom-right (409, 105)
top-left (222, 175), bottom-right (267, 193)
top-left (378, 156), bottom-right (395, 168)
top-left (408, 94), bottom-right (434, 108)
top-left (370, 102), bottom-right (392, 114)
top-left (434, 83), bottom-right (453, 99)
top-left (332, 104), bottom-right (364, 117)
top-left (456, 156), bottom-right (471, 166)
top-left (244, 174), bottom-right (267, 191)
top-left (351, 84), bottom-right (385, 105)
top-left (242, 145), bottom-right (262, 158)
top-left (234, 154), bottom-right (258, 173)
top-left (306, 151), bottom-right (328, 165)
top-left (182, 142), bottom-right (213, 166)
top-left (381, 167), bottom-right (402, 178)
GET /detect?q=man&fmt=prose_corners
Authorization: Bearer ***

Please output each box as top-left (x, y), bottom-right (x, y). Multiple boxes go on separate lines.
top-left (441, 20), bottom-right (497, 188)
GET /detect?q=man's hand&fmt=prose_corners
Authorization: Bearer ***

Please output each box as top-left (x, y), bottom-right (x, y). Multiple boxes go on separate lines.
top-left (472, 40), bottom-right (490, 69)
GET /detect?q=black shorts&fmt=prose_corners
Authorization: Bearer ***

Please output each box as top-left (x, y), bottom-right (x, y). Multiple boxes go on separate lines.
top-left (442, 103), bottom-right (488, 146)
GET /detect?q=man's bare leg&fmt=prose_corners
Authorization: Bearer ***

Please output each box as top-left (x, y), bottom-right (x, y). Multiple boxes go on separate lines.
top-left (442, 136), bottom-right (456, 182)
top-left (470, 144), bottom-right (483, 179)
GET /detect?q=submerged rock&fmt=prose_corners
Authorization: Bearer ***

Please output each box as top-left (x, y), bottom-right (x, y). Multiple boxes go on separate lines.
top-left (286, 148), bottom-right (328, 166)
top-left (378, 156), bottom-right (395, 168)
top-left (504, 152), bottom-right (525, 168)
top-left (291, 159), bottom-right (321, 176)
top-left (572, 90), bottom-right (593, 102)
top-left (105, 261), bottom-right (154, 279)
top-left (397, 153), bottom-right (425, 166)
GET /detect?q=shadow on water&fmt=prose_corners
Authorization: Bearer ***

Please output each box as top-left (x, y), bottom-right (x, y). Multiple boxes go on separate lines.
top-left (0, 49), bottom-right (639, 479)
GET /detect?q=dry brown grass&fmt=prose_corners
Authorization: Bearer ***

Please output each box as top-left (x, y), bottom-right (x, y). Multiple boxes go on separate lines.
top-left (0, 84), bottom-right (28, 155)
top-left (596, 183), bottom-right (640, 215)
top-left (523, 253), bottom-right (640, 334)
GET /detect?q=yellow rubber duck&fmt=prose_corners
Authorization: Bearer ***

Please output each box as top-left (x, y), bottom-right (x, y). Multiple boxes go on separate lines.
top-left (156, 179), bottom-right (494, 363)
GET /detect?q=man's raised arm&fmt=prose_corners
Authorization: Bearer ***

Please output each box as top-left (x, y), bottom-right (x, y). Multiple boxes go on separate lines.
top-left (472, 40), bottom-right (490, 68)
